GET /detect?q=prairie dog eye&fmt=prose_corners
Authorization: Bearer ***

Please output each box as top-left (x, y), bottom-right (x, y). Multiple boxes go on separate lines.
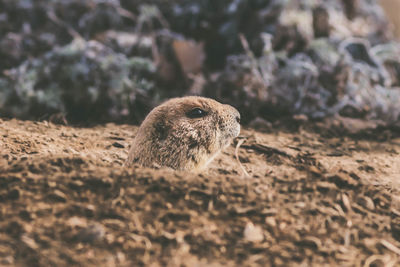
top-left (186, 108), bottom-right (208, 118)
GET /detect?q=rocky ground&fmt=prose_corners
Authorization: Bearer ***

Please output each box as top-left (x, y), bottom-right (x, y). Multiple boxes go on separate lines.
top-left (1, 118), bottom-right (400, 266)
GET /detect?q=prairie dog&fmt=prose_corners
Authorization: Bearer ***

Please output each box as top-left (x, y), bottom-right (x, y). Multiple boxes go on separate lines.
top-left (126, 96), bottom-right (240, 171)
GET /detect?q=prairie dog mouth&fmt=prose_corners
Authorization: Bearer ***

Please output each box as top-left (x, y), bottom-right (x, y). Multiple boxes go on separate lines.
top-left (227, 122), bottom-right (241, 139)
top-left (233, 123), bottom-right (241, 138)
top-left (221, 123), bottom-right (240, 149)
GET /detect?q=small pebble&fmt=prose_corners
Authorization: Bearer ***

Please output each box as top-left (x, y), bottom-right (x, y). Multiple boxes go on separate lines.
top-left (244, 222), bottom-right (264, 242)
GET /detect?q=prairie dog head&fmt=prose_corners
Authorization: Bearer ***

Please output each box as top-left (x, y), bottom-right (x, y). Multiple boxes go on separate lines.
top-left (126, 96), bottom-right (240, 171)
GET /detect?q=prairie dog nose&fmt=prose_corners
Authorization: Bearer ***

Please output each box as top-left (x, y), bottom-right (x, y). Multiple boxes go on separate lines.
top-left (225, 104), bottom-right (241, 123)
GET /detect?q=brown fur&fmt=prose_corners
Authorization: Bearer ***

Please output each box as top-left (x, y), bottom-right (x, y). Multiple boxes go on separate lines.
top-left (126, 96), bottom-right (240, 171)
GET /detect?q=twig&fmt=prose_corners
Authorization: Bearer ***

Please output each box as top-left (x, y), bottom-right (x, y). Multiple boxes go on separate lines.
top-left (238, 33), bottom-right (267, 99)
top-left (241, 143), bottom-right (292, 159)
top-left (235, 138), bottom-right (250, 178)
top-left (115, 7), bottom-right (136, 21)
top-left (380, 239), bottom-right (400, 256)
top-left (46, 10), bottom-right (82, 40)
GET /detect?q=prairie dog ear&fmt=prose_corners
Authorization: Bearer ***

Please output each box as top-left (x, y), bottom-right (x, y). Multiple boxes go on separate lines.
top-left (153, 115), bottom-right (170, 141)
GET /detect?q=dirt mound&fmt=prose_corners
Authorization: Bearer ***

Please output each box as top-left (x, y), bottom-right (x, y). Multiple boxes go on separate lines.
top-left (1, 118), bottom-right (400, 266)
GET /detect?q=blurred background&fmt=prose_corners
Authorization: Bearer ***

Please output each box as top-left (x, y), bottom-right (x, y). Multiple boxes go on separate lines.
top-left (0, 0), bottom-right (399, 125)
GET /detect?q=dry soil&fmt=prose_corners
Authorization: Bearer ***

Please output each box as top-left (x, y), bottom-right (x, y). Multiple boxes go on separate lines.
top-left (1, 118), bottom-right (400, 266)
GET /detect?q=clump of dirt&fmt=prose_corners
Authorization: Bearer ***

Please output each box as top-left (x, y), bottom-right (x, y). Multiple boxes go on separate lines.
top-left (1, 118), bottom-right (399, 266)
